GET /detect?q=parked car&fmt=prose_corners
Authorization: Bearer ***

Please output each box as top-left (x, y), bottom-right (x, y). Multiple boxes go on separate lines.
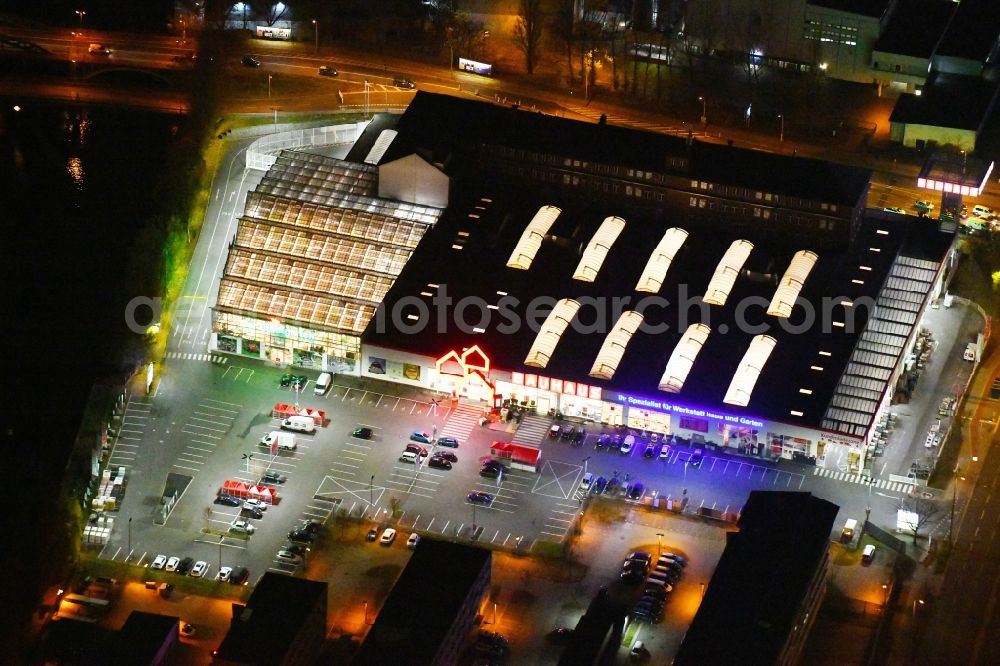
top-left (177, 557), bottom-right (194, 574)
top-left (619, 568), bottom-right (645, 584)
top-left (405, 443), bottom-right (429, 456)
top-left (661, 552), bottom-right (688, 566)
top-left (216, 566), bottom-right (232, 582)
top-left (620, 435), bottom-right (636, 454)
top-left (479, 466), bottom-right (501, 478)
top-left (301, 520), bottom-right (323, 535)
top-left (366, 528), bottom-right (378, 541)
top-left (215, 494), bottom-right (241, 507)
top-left (659, 444), bottom-right (671, 460)
top-left (437, 436), bottom-right (459, 448)
top-left (393, 77), bottom-right (416, 89)
top-left (467, 491), bottom-right (494, 504)
top-left (883, 206), bottom-right (905, 214)
top-left (279, 374), bottom-right (292, 387)
top-left (380, 528), bottom-right (397, 545)
top-left (428, 457), bottom-right (452, 470)
top-left (229, 567), bottom-right (249, 585)
top-left (593, 476), bottom-right (608, 494)
top-left (291, 375), bottom-right (307, 389)
top-left (689, 448), bottom-right (704, 468)
top-left (180, 622), bottom-right (196, 637)
top-left (241, 506), bottom-right (263, 520)
top-left (407, 533), bottom-right (421, 549)
top-left (580, 472), bottom-right (594, 492)
top-left (241, 54), bottom-right (261, 67)
top-left (643, 585), bottom-right (671, 599)
top-left (190, 561), bottom-right (209, 578)
top-left (560, 424), bottom-right (576, 440)
top-left (284, 543), bottom-right (308, 557)
top-left (914, 200), bottom-right (934, 212)
top-left (626, 551), bottom-right (652, 564)
top-left (434, 451), bottom-right (458, 463)
top-left (165, 556), bottom-right (180, 572)
top-left (643, 443), bottom-right (657, 458)
top-left (573, 429), bottom-right (586, 446)
top-left (275, 549), bottom-right (302, 565)
top-left (318, 65), bottom-right (339, 77)
top-left (288, 529), bottom-right (316, 544)
top-left (242, 498), bottom-right (268, 512)
top-left (150, 554), bottom-right (167, 569)
top-left (595, 434), bottom-right (610, 450)
top-left (627, 482), bottom-right (645, 501)
top-left (410, 431), bottom-right (432, 443)
top-left (352, 427), bottom-right (373, 439)
top-left (259, 470), bottom-right (287, 485)
top-left (230, 519), bottom-right (256, 535)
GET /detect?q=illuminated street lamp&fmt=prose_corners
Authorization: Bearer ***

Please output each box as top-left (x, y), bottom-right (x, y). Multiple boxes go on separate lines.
top-left (268, 74), bottom-right (273, 99)
top-left (698, 96), bottom-right (707, 125)
top-left (912, 598), bottom-right (924, 618)
top-left (779, 114), bottom-right (785, 143)
top-left (312, 20), bottom-right (318, 54)
top-left (656, 532), bottom-right (664, 558)
top-left (75, 9), bottom-right (86, 31)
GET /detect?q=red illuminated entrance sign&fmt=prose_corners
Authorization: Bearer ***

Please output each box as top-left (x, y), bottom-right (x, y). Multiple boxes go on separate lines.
top-left (435, 345), bottom-right (495, 402)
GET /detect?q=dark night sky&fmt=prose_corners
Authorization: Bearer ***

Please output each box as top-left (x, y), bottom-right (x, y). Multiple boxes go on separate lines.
top-left (0, 1), bottom-right (175, 32)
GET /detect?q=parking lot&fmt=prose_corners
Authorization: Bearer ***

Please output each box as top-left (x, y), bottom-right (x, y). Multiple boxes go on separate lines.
top-left (101, 360), bottom-right (596, 583)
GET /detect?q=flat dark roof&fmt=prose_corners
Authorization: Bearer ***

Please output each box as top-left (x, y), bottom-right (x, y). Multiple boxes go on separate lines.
top-left (365, 179), bottom-right (924, 429)
top-left (873, 0), bottom-right (955, 58)
top-left (214, 573), bottom-right (326, 664)
top-left (352, 540), bottom-right (491, 665)
top-left (111, 611), bottom-right (178, 665)
top-left (935, 0), bottom-right (1000, 62)
top-left (890, 72), bottom-right (1000, 131)
top-left (674, 491), bottom-right (840, 665)
top-left (918, 151), bottom-right (994, 192)
top-left (807, 0), bottom-right (892, 19)
top-left (344, 112), bottom-right (403, 164)
top-left (385, 92), bottom-right (871, 208)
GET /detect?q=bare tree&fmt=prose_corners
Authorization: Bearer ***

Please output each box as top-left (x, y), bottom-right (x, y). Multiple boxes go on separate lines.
top-left (552, 0), bottom-right (576, 83)
top-left (446, 9), bottom-right (488, 61)
top-left (253, 0), bottom-right (288, 27)
top-left (513, 0), bottom-right (544, 75)
top-left (902, 495), bottom-right (945, 542)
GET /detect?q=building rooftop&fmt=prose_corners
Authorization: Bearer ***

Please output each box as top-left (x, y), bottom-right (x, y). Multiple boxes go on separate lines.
top-left (214, 573), bottom-right (326, 664)
top-left (674, 491), bottom-right (840, 665)
top-left (111, 611), bottom-right (179, 665)
top-left (807, 0), bottom-right (893, 19)
top-left (935, 0), bottom-right (1000, 63)
top-left (873, 0), bottom-right (955, 59)
top-left (383, 92), bottom-right (872, 208)
top-left (890, 72), bottom-right (1000, 132)
top-left (352, 540), bottom-right (491, 665)
top-left (365, 175), bottom-right (950, 432)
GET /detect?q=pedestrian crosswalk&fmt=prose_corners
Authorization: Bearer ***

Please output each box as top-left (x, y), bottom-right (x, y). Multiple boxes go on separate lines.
top-left (563, 104), bottom-right (695, 136)
top-left (165, 351), bottom-right (229, 364)
top-left (511, 415), bottom-right (552, 447)
top-left (438, 403), bottom-right (482, 442)
top-left (813, 466), bottom-right (915, 493)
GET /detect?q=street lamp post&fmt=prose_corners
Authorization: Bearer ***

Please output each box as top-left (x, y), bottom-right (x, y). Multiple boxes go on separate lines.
top-left (698, 96), bottom-right (707, 125)
top-left (127, 517), bottom-right (132, 562)
top-left (370, 474), bottom-right (375, 515)
top-left (656, 532), bottom-right (664, 558)
top-left (779, 114), bottom-right (785, 143)
top-left (912, 598), bottom-right (924, 618)
top-left (493, 602), bottom-right (498, 626)
top-left (582, 456), bottom-right (591, 477)
top-left (76, 9), bottom-right (85, 31)
top-left (180, 18), bottom-right (186, 44)
top-left (312, 20), bottom-right (318, 55)
top-left (363, 600), bottom-right (369, 624)
top-left (268, 74), bottom-right (273, 100)
top-left (218, 535), bottom-right (224, 571)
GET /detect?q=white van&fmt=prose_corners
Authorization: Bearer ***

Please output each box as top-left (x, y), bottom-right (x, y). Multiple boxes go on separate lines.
top-left (281, 415), bottom-right (316, 433)
top-left (399, 451), bottom-right (419, 464)
top-left (580, 472), bottom-right (594, 491)
top-left (261, 431), bottom-right (296, 451)
top-left (314, 372), bottom-right (332, 396)
top-left (963, 343), bottom-right (976, 362)
top-left (861, 544), bottom-right (876, 564)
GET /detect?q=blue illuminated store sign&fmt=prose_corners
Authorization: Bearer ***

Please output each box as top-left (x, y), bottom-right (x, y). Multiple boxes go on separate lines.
top-left (613, 393), bottom-right (765, 429)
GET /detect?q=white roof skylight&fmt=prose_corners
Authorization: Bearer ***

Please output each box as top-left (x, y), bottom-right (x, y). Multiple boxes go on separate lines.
top-left (523, 298), bottom-right (581, 368)
top-left (589, 311), bottom-right (645, 380)
top-left (723, 335), bottom-right (777, 407)
top-left (658, 323), bottom-right (711, 393)
top-left (363, 129), bottom-right (399, 165)
top-left (573, 216), bottom-right (626, 282)
top-left (635, 227), bottom-right (689, 293)
top-left (506, 205), bottom-right (561, 270)
top-left (703, 240), bottom-right (754, 306)
top-left (767, 250), bottom-right (819, 318)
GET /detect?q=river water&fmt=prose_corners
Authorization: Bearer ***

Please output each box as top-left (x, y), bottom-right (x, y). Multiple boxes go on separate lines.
top-left (0, 101), bottom-right (177, 472)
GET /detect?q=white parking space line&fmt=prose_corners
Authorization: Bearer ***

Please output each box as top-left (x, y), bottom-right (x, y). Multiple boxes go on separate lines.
top-left (187, 446), bottom-right (214, 453)
top-left (182, 428), bottom-right (223, 439)
top-left (204, 398), bottom-right (241, 408)
top-left (115, 442), bottom-right (139, 448)
top-left (546, 516), bottom-right (573, 524)
top-left (331, 461), bottom-right (359, 470)
top-left (187, 417), bottom-right (230, 429)
top-left (177, 457), bottom-right (204, 465)
top-left (180, 451), bottom-right (206, 458)
top-left (172, 464), bottom-right (200, 472)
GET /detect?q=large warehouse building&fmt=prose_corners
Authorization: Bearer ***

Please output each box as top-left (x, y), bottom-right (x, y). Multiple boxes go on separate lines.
top-left (212, 92), bottom-right (955, 473)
